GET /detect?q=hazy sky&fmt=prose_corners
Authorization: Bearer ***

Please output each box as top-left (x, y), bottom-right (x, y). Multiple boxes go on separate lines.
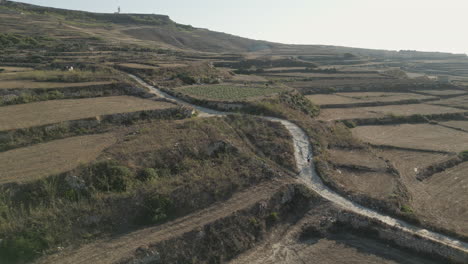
top-left (16, 0), bottom-right (468, 54)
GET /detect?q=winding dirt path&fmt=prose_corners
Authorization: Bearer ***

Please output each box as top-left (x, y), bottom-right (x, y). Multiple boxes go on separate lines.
top-left (131, 75), bottom-right (468, 253)
top-left (37, 75), bottom-right (467, 263)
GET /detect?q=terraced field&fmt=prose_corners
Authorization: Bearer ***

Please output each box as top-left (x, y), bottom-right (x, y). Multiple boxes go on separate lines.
top-left (0, 96), bottom-right (175, 131)
top-left (417, 89), bottom-right (467, 96)
top-left (0, 133), bottom-right (117, 184)
top-left (0, 80), bottom-right (114, 89)
top-left (439, 120), bottom-right (468, 131)
top-left (307, 92), bottom-right (435, 106)
top-left (175, 84), bottom-right (285, 101)
top-left (318, 103), bottom-right (464, 121)
top-left (352, 124), bottom-right (468, 152)
top-left (430, 95), bottom-right (468, 109)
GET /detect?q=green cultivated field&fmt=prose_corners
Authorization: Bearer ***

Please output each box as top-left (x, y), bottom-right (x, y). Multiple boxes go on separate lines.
top-left (176, 85), bottom-right (284, 101)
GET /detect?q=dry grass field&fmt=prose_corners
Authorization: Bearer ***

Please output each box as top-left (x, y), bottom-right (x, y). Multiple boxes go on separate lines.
top-left (417, 162), bottom-right (468, 236)
top-left (306, 94), bottom-right (359, 105)
top-left (117, 63), bottom-right (159, 70)
top-left (318, 103), bottom-right (464, 121)
top-left (307, 92), bottom-right (434, 106)
top-left (429, 95), bottom-right (468, 109)
top-left (375, 148), bottom-right (467, 236)
top-left (0, 96), bottom-right (175, 131)
top-left (352, 124), bottom-right (468, 152)
top-left (266, 72), bottom-right (382, 78)
top-left (230, 74), bottom-right (268, 83)
top-left (439, 120), bottom-right (468, 131)
top-left (0, 133), bottom-right (117, 184)
top-left (417, 89), bottom-right (467, 96)
top-left (336, 92), bottom-right (435, 102)
top-left (325, 148), bottom-right (397, 199)
top-left (0, 80), bottom-right (114, 89)
top-left (0, 66), bottom-right (34, 73)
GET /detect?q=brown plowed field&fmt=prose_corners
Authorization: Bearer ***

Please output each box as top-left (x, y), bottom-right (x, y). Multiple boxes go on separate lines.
top-left (352, 124), bottom-right (468, 153)
top-left (430, 95), bottom-right (468, 109)
top-left (0, 133), bottom-right (117, 184)
top-left (374, 148), bottom-right (467, 236)
top-left (417, 89), bottom-right (467, 96)
top-left (0, 80), bottom-right (113, 89)
top-left (307, 92), bottom-right (434, 106)
top-left (318, 104), bottom-right (464, 121)
top-left (439, 120), bottom-right (468, 131)
top-left (0, 96), bottom-right (175, 131)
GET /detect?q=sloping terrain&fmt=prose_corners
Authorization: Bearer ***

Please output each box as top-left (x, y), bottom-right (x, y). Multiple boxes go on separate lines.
top-left (0, 1), bottom-right (467, 263)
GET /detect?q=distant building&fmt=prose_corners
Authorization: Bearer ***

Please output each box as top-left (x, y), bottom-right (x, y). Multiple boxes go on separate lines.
top-left (114, 6), bottom-right (121, 14)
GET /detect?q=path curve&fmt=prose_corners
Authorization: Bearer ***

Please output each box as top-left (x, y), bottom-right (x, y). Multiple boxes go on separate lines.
top-left (131, 74), bottom-right (468, 254)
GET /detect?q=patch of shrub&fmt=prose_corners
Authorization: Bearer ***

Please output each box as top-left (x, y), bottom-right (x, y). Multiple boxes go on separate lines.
top-left (86, 161), bottom-right (133, 192)
top-left (0, 232), bottom-right (46, 263)
top-left (136, 194), bottom-right (174, 225)
top-left (400, 204), bottom-right (414, 214)
top-left (459, 150), bottom-right (468, 161)
top-left (342, 120), bottom-right (357, 128)
top-left (138, 168), bottom-right (159, 181)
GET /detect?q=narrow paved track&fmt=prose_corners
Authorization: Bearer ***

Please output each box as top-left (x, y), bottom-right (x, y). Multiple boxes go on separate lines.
top-left (131, 75), bottom-right (468, 254)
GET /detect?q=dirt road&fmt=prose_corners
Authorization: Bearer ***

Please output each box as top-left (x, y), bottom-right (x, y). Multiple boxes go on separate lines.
top-left (37, 75), bottom-right (467, 263)
top-left (131, 74), bottom-right (468, 253)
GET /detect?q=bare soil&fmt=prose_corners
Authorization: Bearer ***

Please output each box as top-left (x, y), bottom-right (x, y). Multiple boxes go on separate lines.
top-left (375, 148), bottom-right (468, 237)
top-left (307, 92), bottom-right (434, 106)
top-left (352, 124), bottom-right (468, 152)
top-left (417, 89), bottom-right (467, 96)
top-left (430, 95), bottom-right (468, 109)
top-left (0, 96), bottom-right (175, 131)
top-left (318, 104), bottom-right (465, 121)
top-left (439, 120), bottom-right (468, 131)
top-left (0, 80), bottom-right (114, 89)
top-left (0, 133), bottom-right (116, 184)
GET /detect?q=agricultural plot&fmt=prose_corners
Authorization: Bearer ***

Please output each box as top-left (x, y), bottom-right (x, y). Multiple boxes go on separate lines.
top-left (0, 96), bottom-right (175, 131)
top-left (0, 80), bottom-right (113, 89)
top-left (0, 66), bottom-right (34, 73)
top-left (429, 95), bottom-right (468, 109)
top-left (117, 63), bottom-right (159, 70)
top-left (306, 94), bottom-right (358, 105)
top-left (230, 74), bottom-right (268, 83)
top-left (175, 84), bottom-right (284, 101)
top-left (336, 92), bottom-right (435, 102)
top-left (0, 133), bottom-right (117, 184)
top-left (352, 124), bottom-right (468, 153)
top-left (318, 103), bottom-right (465, 121)
top-left (417, 162), bottom-right (468, 236)
top-left (307, 92), bottom-right (435, 106)
top-left (265, 72), bottom-right (383, 78)
top-left (438, 120), bottom-right (468, 131)
top-left (326, 148), bottom-right (396, 199)
top-left (371, 147), bottom-right (466, 237)
top-left (416, 89), bottom-right (467, 96)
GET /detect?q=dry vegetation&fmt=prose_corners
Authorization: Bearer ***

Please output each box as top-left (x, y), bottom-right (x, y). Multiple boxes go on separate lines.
top-left (0, 1), bottom-right (467, 263)
top-left (0, 133), bottom-right (117, 184)
top-left (318, 104), bottom-right (465, 121)
top-left (352, 124), bottom-right (468, 152)
top-left (0, 96), bottom-right (175, 131)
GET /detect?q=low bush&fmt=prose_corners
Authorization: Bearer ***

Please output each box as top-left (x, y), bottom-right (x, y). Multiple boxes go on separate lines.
top-left (85, 161), bottom-right (134, 192)
top-left (138, 168), bottom-right (159, 182)
top-left (136, 194), bottom-right (174, 225)
top-left (459, 150), bottom-right (468, 161)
